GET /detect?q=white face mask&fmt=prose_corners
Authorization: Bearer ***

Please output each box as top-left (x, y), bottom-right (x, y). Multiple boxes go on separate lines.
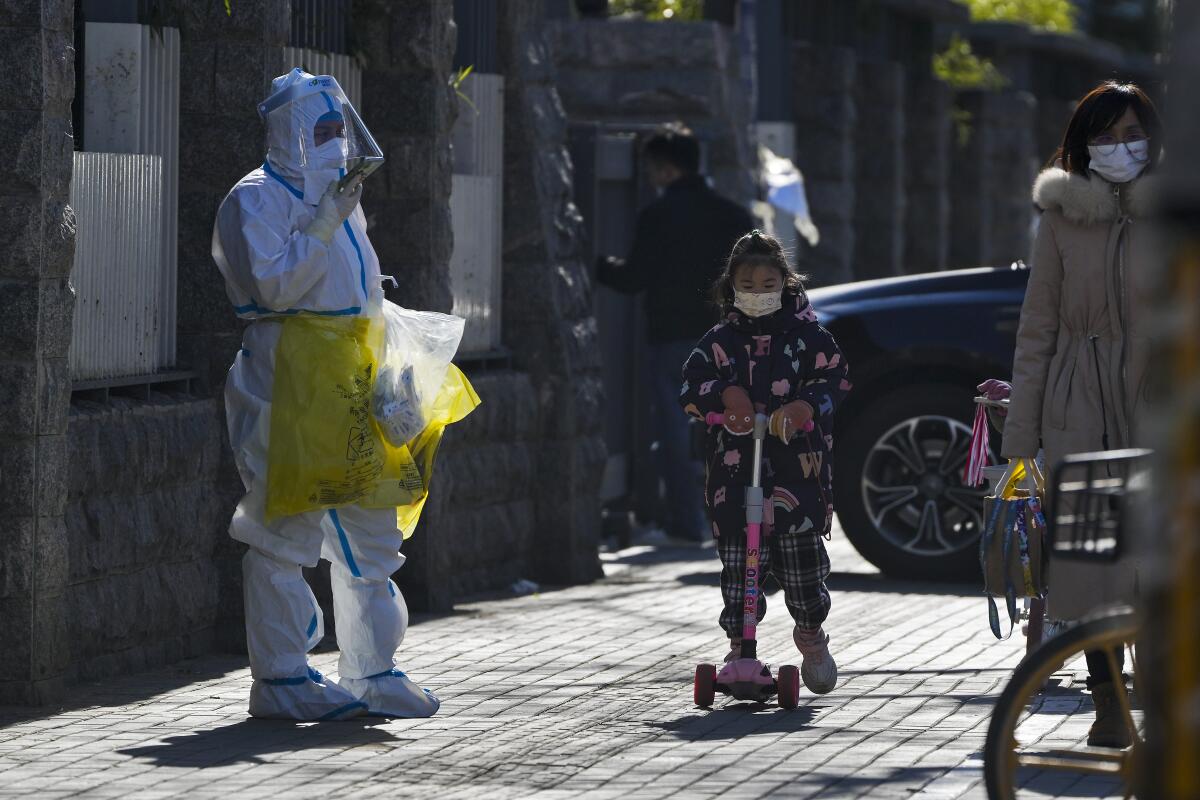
top-left (1088, 140), bottom-right (1150, 184)
top-left (733, 289), bottom-right (783, 318)
top-left (313, 137), bottom-right (350, 169)
top-left (301, 139), bottom-right (352, 204)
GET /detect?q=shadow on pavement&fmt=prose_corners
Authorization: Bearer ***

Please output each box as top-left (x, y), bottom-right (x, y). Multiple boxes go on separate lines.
top-left (1017, 766), bottom-right (1123, 796)
top-left (648, 703), bottom-right (824, 741)
top-left (117, 717), bottom-right (409, 767)
top-left (673, 570), bottom-right (721, 587)
top-left (672, 568), bottom-right (980, 598)
top-left (602, 545), bottom-right (717, 567)
top-left (789, 766), bottom-right (974, 794)
top-left (0, 656), bottom-right (253, 728)
top-left (825, 571), bottom-right (979, 597)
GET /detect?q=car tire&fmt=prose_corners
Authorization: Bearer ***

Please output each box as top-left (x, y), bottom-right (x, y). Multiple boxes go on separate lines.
top-left (834, 382), bottom-right (991, 581)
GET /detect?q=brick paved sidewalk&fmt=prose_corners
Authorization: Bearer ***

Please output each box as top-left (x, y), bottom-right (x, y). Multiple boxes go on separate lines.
top-left (0, 532), bottom-right (1126, 799)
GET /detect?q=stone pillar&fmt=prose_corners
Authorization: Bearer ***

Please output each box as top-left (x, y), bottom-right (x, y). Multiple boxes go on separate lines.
top-left (791, 44), bottom-right (855, 287)
top-left (904, 75), bottom-right (952, 272)
top-left (549, 19), bottom-right (757, 209)
top-left (175, 2), bottom-right (289, 394)
top-left (1036, 96), bottom-right (1075, 166)
top-left (985, 90), bottom-right (1037, 266)
top-left (351, 0), bottom-right (458, 610)
top-left (0, 0), bottom-right (77, 704)
top-left (853, 59), bottom-right (906, 280)
top-left (355, 0), bottom-right (456, 314)
top-left (172, 1), bottom-right (290, 651)
top-left (949, 89), bottom-right (1036, 268)
top-left (498, 0), bottom-right (604, 585)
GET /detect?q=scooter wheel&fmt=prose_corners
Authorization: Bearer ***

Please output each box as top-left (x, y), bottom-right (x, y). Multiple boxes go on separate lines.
top-left (694, 663), bottom-right (717, 708)
top-left (778, 665), bottom-right (800, 709)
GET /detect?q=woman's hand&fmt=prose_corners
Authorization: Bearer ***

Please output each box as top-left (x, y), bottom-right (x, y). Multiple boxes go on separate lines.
top-left (768, 400), bottom-right (814, 444)
top-left (720, 386), bottom-right (754, 434)
top-left (977, 379), bottom-right (1012, 416)
top-left (977, 378), bottom-right (1011, 401)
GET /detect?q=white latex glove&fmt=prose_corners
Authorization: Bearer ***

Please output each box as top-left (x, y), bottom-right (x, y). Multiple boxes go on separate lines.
top-left (303, 176), bottom-right (363, 244)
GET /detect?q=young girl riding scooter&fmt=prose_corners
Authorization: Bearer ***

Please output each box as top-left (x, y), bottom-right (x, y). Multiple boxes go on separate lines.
top-left (679, 231), bottom-right (851, 694)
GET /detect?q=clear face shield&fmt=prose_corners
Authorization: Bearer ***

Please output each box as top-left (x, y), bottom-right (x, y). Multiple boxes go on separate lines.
top-left (260, 71), bottom-right (384, 203)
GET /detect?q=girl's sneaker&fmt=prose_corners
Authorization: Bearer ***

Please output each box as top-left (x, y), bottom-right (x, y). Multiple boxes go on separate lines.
top-left (794, 626), bottom-right (837, 694)
top-left (724, 638), bottom-right (743, 663)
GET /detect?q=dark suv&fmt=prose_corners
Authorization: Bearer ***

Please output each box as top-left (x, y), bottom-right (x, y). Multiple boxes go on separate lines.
top-left (810, 264), bottom-right (1029, 580)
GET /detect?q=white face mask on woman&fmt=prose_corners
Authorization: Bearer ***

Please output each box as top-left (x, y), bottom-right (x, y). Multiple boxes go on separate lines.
top-left (1088, 140), bottom-right (1150, 184)
top-left (733, 289), bottom-right (783, 318)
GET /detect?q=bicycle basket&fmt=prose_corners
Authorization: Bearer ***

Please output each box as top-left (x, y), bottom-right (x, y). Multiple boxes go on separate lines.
top-left (1048, 448), bottom-right (1153, 563)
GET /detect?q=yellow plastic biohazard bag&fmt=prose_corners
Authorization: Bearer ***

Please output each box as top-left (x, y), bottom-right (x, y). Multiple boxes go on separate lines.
top-left (265, 312), bottom-right (479, 536)
top-left (371, 363), bottom-right (480, 537)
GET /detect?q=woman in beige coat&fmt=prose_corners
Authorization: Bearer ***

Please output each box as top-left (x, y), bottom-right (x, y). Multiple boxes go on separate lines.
top-left (1003, 81), bottom-right (1162, 748)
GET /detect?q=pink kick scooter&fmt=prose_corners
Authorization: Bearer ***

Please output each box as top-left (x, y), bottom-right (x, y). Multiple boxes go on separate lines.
top-left (694, 411), bottom-right (804, 710)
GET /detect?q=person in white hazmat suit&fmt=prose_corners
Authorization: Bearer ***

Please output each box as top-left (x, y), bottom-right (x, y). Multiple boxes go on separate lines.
top-left (211, 69), bottom-right (440, 721)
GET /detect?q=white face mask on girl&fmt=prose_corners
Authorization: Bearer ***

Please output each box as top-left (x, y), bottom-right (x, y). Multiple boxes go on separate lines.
top-left (1088, 140), bottom-right (1150, 184)
top-left (733, 289), bottom-right (783, 318)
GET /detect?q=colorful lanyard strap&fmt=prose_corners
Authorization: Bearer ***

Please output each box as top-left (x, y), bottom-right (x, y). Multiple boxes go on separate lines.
top-left (1014, 499), bottom-right (1039, 598)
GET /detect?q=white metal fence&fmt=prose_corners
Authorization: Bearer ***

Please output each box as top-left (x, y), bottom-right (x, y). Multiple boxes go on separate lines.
top-left (449, 174), bottom-right (501, 353)
top-left (69, 153), bottom-right (165, 381)
top-left (280, 48), bottom-right (363, 108)
top-left (450, 73), bottom-right (505, 354)
top-left (74, 22), bottom-right (179, 380)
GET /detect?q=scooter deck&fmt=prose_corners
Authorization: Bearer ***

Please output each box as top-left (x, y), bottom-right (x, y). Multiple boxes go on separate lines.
top-left (716, 658), bottom-right (779, 703)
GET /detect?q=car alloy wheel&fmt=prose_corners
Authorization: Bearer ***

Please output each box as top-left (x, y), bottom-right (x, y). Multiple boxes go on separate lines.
top-left (860, 415), bottom-right (992, 558)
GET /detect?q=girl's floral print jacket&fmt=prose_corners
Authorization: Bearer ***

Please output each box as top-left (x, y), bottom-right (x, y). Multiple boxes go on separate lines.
top-left (679, 291), bottom-right (852, 512)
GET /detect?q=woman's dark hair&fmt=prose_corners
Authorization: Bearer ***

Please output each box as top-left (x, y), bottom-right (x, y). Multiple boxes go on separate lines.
top-left (711, 230), bottom-right (805, 309)
top-left (643, 123), bottom-right (701, 175)
top-left (1054, 81), bottom-right (1163, 175)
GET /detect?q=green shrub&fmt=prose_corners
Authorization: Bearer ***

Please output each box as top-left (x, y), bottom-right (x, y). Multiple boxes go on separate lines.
top-left (933, 34), bottom-right (1010, 91)
top-left (607, 0), bottom-right (703, 21)
top-left (959, 0), bottom-right (1077, 32)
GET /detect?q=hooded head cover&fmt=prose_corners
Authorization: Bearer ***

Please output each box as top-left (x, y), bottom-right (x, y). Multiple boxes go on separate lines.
top-left (260, 68), bottom-right (382, 203)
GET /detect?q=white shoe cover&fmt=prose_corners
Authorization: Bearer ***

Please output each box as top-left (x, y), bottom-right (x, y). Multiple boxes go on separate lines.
top-left (249, 667), bottom-right (368, 721)
top-left (339, 668), bottom-right (441, 718)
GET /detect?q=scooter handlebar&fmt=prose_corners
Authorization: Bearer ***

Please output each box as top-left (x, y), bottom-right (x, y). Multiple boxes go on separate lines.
top-left (703, 411), bottom-right (814, 434)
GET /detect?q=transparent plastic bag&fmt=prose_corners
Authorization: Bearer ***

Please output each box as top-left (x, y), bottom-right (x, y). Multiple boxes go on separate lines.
top-left (371, 300), bottom-right (465, 447)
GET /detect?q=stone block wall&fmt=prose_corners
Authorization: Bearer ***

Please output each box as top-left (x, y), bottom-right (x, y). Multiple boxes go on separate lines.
top-left (398, 371), bottom-right (539, 610)
top-left (497, 0), bottom-right (605, 586)
top-left (64, 395), bottom-right (230, 680)
top-left (355, 0), bottom-right (456, 314)
top-left (4, 0), bottom-right (610, 692)
top-left (40, 1), bottom-right (290, 681)
top-left (778, 7), bottom-right (1153, 280)
top-left (853, 59), bottom-right (906, 280)
top-left (0, 0), bottom-right (78, 705)
top-left (792, 44), bottom-right (856, 286)
top-left (904, 75), bottom-right (952, 272)
top-left (948, 89), bottom-right (1037, 269)
top-left (174, 1), bottom-right (289, 394)
top-left (358, 0), bottom-right (605, 610)
top-left (550, 18), bottom-right (756, 207)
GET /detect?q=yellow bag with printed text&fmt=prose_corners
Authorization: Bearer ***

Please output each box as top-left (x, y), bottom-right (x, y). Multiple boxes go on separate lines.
top-left (265, 313), bottom-right (479, 537)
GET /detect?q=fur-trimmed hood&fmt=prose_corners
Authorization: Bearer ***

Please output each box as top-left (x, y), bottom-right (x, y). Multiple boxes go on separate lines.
top-left (1033, 167), bottom-right (1158, 225)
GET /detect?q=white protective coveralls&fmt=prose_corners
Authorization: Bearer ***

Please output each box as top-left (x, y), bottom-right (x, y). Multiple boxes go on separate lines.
top-left (211, 69), bottom-right (439, 721)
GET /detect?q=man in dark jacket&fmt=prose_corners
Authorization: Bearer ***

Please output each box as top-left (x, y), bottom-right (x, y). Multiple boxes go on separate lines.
top-left (597, 124), bottom-right (755, 542)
